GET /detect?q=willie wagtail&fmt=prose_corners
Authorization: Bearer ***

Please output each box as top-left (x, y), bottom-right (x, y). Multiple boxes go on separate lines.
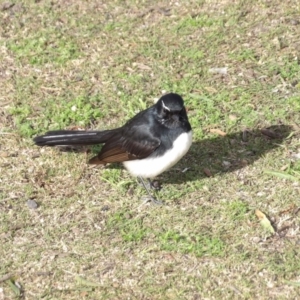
top-left (33, 93), bottom-right (192, 204)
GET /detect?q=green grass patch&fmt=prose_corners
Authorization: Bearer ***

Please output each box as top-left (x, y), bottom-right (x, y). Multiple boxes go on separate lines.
top-left (7, 30), bottom-right (80, 65)
top-left (10, 94), bottom-right (107, 136)
top-left (159, 230), bottom-right (226, 257)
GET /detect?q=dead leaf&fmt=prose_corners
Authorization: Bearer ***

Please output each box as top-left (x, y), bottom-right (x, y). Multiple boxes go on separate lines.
top-left (203, 168), bottom-right (212, 177)
top-left (208, 67), bottom-right (228, 75)
top-left (240, 159), bottom-right (248, 166)
top-left (255, 209), bottom-right (275, 234)
top-left (255, 209), bottom-right (265, 220)
top-left (280, 164), bottom-right (289, 171)
top-left (279, 204), bottom-right (296, 216)
top-left (69, 126), bottom-right (86, 131)
top-left (0, 152), bottom-right (8, 157)
top-left (126, 67), bottom-right (134, 72)
top-left (132, 62), bottom-right (152, 70)
top-left (261, 128), bottom-right (281, 139)
top-left (209, 128), bottom-right (227, 136)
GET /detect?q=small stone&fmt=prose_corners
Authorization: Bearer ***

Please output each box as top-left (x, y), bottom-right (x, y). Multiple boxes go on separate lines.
top-left (27, 199), bottom-right (38, 209)
top-left (222, 161), bottom-right (231, 167)
top-left (289, 19), bottom-right (299, 25)
top-left (252, 237), bottom-right (261, 243)
top-left (127, 187), bottom-right (134, 196)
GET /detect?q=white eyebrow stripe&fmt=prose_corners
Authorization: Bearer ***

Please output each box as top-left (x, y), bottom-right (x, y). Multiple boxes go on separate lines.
top-left (162, 100), bottom-right (170, 111)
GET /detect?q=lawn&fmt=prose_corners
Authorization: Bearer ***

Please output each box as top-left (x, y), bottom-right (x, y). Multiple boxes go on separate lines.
top-left (0, 0), bottom-right (300, 299)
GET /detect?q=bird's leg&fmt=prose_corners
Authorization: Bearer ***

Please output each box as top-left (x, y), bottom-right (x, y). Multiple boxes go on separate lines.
top-left (137, 176), bottom-right (163, 205)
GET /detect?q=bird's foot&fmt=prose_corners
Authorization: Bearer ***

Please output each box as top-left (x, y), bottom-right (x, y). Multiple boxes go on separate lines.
top-left (137, 176), bottom-right (163, 205)
top-left (140, 195), bottom-right (163, 206)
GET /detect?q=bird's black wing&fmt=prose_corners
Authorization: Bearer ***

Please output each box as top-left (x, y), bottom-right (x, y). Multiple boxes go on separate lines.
top-left (89, 124), bottom-right (160, 164)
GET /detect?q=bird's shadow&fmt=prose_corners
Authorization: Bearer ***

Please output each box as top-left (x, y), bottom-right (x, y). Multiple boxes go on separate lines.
top-left (162, 124), bottom-right (293, 185)
top-left (59, 124), bottom-right (293, 185)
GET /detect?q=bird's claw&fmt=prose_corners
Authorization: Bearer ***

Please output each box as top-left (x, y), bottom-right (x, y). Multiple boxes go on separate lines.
top-left (140, 195), bottom-right (163, 205)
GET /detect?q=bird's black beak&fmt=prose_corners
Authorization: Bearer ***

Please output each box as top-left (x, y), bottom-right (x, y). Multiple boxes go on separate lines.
top-left (171, 114), bottom-right (179, 122)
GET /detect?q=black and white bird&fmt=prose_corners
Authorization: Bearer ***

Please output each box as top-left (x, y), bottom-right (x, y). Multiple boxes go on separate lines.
top-left (33, 93), bottom-right (192, 204)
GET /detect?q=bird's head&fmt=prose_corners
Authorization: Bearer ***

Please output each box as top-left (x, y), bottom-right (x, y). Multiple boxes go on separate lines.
top-left (155, 93), bottom-right (189, 129)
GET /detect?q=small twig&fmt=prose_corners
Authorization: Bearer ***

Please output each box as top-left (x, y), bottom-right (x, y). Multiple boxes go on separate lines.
top-left (136, 7), bottom-right (155, 18)
top-left (40, 86), bottom-right (62, 91)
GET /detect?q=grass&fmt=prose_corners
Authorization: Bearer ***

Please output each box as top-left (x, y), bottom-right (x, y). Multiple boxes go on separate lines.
top-left (1, 0), bottom-right (300, 299)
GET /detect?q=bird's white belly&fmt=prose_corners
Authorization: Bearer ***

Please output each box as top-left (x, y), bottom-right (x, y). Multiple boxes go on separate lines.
top-left (123, 131), bottom-right (192, 178)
